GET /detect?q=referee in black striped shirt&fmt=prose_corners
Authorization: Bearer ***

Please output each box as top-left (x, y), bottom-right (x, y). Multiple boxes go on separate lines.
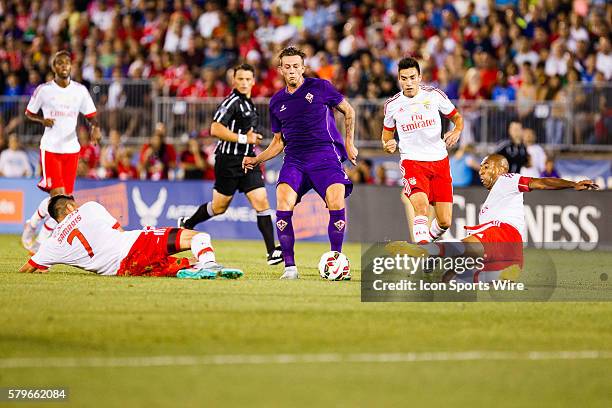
top-left (179, 64), bottom-right (282, 265)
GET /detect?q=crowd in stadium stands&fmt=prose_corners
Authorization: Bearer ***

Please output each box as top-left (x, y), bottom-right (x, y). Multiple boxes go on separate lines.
top-left (0, 0), bottom-right (609, 99)
top-left (0, 0), bottom-right (609, 182)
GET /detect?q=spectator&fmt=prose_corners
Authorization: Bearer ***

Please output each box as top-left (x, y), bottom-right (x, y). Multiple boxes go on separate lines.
top-left (491, 71), bottom-right (516, 103)
top-left (100, 129), bottom-right (125, 178)
top-left (545, 40), bottom-right (570, 77)
top-left (179, 138), bottom-right (214, 180)
top-left (450, 145), bottom-right (480, 187)
top-left (595, 36), bottom-right (612, 80)
top-left (139, 122), bottom-right (177, 180)
top-left (497, 121), bottom-right (529, 173)
top-left (78, 126), bottom-right (100, 178)
top-left (513, 37), bottom-right (539, 68)
top-left (540, 158), bottom-right (561, 178)
top-left (197, 1), bottom-right (221, 39)
top-left (0, 134), bottom-right (31, 177)
top-left (117, 148), bottom-right (139, 180)
top-left (520, 128), bottom-right (546, 177)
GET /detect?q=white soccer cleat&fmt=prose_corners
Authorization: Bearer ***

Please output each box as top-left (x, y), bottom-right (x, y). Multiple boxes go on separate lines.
top-left (280, 265), bottom-right (299, 280)
top-left (21, 222), bottom-right (37, 253)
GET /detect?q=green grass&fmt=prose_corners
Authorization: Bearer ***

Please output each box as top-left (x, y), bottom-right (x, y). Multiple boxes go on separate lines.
top-left (0, 234), bottom-right (610, 407)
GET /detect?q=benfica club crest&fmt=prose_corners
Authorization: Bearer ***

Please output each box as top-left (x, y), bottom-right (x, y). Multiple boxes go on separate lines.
top-left (305, 92), bottom-right (314, 103)
top-left (408, 177), bottom-right (417, 185)
top-left (423, 100), bottom-right (431, 110)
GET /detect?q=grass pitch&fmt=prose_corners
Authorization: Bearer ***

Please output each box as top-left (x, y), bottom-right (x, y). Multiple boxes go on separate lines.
top-left (0, 234), bottom-right (610, 407)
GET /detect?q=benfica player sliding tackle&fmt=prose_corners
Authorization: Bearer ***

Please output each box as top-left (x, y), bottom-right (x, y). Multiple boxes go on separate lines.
top-left (20, 195), bottom-right (242, 279)
top-left (243, 46), bottom-right (358, 279)
top-left (390, 154), bottom-right (598, 282)
top-left (382, 57), bottom-right (463, 244)
top-left (21, 50), bottom-right (101, 253)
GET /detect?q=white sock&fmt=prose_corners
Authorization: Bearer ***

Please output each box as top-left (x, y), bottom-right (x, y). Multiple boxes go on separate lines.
top-left (28, 197), bottom-right (51, 228)
top-left (191, 232), bottom-right (215, 264)
top-left (429, 218), bottom-right (448, 241)
top-left (36, 217), bottom-right (57, 245)
top-left (413, 215), bottom-right (431, 243)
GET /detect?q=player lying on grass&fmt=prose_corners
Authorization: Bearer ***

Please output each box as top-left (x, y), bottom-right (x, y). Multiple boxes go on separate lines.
top-left (19, 195), bottom-right (242, 279)
top-left (388, 154), bottom-right (598, 282)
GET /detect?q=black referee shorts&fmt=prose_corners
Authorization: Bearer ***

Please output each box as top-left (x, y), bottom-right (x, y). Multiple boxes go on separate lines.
top-left (214, 154), bottom-right (265, 196)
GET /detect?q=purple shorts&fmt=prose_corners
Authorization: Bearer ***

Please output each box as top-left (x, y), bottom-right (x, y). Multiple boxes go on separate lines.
top-left (278, 157), bottom-right (353, 202)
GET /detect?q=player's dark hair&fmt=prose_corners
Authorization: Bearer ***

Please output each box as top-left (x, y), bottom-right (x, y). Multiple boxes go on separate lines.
top-left (52, 50), bottom-right (71, 66)
top-left (48, 195), bottom-right (75, 222)
top-left (278, 46), bottom-right (305, 64)
top-left (398, 57), bottom-right (420, 75)
top-left (233, 63), bottom-right (255, 76)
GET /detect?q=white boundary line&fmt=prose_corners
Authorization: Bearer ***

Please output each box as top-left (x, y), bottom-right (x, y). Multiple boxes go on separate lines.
top-left (1, 351), bottom-right (610, 369)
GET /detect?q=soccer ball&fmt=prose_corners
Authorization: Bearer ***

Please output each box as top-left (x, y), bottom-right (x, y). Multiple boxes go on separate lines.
top-left (318, 251), bottom-right (351, 281)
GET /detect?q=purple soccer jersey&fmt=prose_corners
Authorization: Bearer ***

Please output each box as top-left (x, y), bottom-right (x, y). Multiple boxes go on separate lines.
top-left (269, 77), bottom-right (348, 162)
top-left (270, 77), bottom-right (353, 201)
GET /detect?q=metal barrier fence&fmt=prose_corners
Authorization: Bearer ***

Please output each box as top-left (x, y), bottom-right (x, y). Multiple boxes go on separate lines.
top-left (2, 81), bottom-right (610, 150)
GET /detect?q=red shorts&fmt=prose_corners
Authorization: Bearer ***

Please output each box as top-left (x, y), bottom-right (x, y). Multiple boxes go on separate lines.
top-left (400, 157), bottom-right (453, 203)
top-left (116, 227), bottom-right (190, 277)
top-left (465, 221), bottom-right (523, 272)
top-left (38, 150), bottom-right (79, 194)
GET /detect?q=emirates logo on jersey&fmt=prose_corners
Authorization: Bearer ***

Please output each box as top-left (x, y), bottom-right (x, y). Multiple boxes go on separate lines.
top-left (400, 113), bottom-right (436, 132)
top-left (276, 219), bottom-right (288, 231)
top-left (334, 220), bottom-right (346, 231)
top-left (305, 92), bottom-right (313, 103)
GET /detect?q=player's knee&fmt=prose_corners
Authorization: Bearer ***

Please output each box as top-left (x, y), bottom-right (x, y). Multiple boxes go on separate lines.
top-left (437, 217), bottom-right (452, 229)
top-left (212, 203), bottom-right (229, 215)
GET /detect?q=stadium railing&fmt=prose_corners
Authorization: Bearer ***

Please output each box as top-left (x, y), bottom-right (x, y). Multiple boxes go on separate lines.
top-left (2, 82), bottom-right (610, 150)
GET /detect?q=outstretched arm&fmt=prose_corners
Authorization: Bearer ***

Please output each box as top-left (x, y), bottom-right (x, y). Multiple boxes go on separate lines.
top-left (242, 132), bottom-right (285, 172)
top-left (19, 262), bottom-right (46, 273)
top-left (335, 99), bottom-right (358, 165)
top-left (528, 177), bottom-right (599, 191)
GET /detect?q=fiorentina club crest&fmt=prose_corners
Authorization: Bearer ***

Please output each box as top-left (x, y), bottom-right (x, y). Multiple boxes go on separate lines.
top-left (408, 177), bottom-right (417, 185)
top-left (305, 92), bottom-right (314, 103)
top-left (334, 220), bottom-right (346, 231)
top-left (276, 219), bottom-right (288, 231)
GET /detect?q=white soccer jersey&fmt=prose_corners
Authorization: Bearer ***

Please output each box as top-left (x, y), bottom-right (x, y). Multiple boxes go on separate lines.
top-left (26, 80), bottom-right (97, 154)
top-left (29, 202), bottom-right (140, 275)
top-left (383, 86), bottom-right (457, 161)
top-left (479, 173), bottom-right (532, 240)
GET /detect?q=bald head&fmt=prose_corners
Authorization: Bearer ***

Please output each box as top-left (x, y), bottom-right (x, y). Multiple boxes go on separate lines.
top-left (478, 154), bottom-right (510, 190)
top-left (484, 154), bottom-right (509, 171)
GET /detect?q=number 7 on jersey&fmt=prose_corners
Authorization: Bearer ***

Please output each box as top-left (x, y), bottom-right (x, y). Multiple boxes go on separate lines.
top-left (67, 228), bottom-right (94, 257)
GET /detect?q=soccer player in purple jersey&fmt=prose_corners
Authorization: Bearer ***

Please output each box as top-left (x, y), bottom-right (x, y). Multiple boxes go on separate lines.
top-left (243, 46), bottom-right (358, 279)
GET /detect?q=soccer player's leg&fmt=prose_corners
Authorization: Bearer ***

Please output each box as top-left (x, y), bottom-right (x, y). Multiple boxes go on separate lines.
top-left (400, 159), bottom-right (432, 243)
top-left (276, 183), bottom-right (300, 279)
top-left (461, 223), bottom-right (523, 282)
top-left (177, 228), bottom-right (243, 279)
top-left (430, 157), bottom-right (454, 241)
top-left (308, 160), bottom-right (352, 253)
top-left (245, 187), bottom-right (282, 265)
